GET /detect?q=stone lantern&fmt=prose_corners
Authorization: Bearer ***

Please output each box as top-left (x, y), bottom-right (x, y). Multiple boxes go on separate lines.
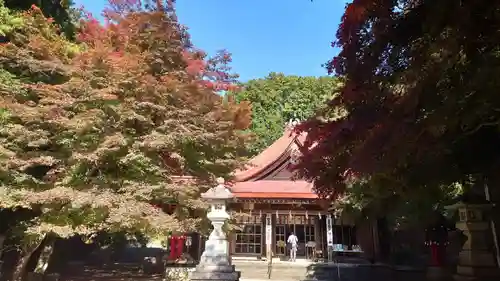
top-left (189, 178), bottom-right (240, 281)
top-left (446, 199), bottom-right (500, 281)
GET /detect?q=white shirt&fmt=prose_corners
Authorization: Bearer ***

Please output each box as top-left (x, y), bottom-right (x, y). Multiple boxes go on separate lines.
top-left (287, 234), bottom-right (298, 246)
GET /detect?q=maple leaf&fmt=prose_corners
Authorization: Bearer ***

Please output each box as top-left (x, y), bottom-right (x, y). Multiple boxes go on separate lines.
top-left (0, 0), bottom-right (251, 250)
top-left (295, 0), bottom-right (500, 223)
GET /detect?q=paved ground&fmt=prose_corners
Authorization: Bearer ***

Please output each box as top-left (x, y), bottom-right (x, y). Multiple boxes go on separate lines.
top-left (233, 259), bottom-right (444, 281)
top-left (58, 259), bottom-right (455, 281)
top-left (305, 263), bottom-right (426, 281)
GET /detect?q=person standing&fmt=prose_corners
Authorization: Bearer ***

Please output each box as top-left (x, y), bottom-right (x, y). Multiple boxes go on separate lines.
top-left (287, 232), bottom-right (298, 262)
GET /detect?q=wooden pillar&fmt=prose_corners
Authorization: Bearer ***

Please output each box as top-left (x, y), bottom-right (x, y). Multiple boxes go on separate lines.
top-left (326, 214), bottom-right (333, 261)
top-left (271, 213), bottom-right (276, 258)
top-left (261, 214), bottom-right (265, 258)
top-left (265, 213), bottom-right (272, 259)
top-left (229, 232), bottom-right (235, 256)
top-left (314, 216), bottom-right (321, 254)
top-left (320, 216), bottom-right (326, 257)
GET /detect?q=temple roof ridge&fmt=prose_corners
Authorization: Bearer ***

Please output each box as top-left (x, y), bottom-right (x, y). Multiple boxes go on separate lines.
top-left (232, 126), bottom-right (306, 182)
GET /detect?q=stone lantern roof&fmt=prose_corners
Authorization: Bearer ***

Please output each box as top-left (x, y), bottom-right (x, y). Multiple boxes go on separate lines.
top-left (201, 177), bottom-right (234, 201)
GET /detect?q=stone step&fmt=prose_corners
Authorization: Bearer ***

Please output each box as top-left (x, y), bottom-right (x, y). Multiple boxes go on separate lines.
top-left (235, 261), bottom-right (433, 281)
top-left (233, 260), bottom-right (308, 281)
top-left (233, 260), bottom-right (442, 281)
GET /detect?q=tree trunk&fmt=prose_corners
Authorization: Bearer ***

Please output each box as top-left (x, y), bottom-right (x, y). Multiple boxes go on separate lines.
top-left (0, 234), bottom-right (5, 279)
top-left (34, 237), bottom-right (56, 274)
top-left (12, 235), bottom-right (48, 281)
top-left (0, 235), bottom-right (5, 252)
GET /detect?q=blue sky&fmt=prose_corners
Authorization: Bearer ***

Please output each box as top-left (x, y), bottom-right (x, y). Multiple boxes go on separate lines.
top-left (75, 0), bottom-right (347, 82)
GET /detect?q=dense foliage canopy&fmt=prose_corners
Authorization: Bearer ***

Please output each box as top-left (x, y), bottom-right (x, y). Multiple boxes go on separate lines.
top-left (0, 0), bottom-right (250, 245)
top-left (296, 0), bottom-right (499, 218)
top-left (234, 73), bottom-right (342, 155)
top-left (3, 0), bottom-right (79, 39)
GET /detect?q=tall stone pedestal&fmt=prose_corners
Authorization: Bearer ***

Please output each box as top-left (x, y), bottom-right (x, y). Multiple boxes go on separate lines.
top-left (447, 202), bottom-right (500, 281)
top-left (189, 178), bottom-right (240, 281)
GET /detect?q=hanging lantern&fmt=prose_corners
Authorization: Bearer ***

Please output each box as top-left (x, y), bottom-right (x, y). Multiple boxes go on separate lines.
top-left (305, 211), bottom-right (308, 220)
top-left (259, 210), bottom-right (262, 218)
top-left (318, 212), bottom-right (322, 219)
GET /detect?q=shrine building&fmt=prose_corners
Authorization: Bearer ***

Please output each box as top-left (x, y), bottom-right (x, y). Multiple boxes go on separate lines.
top-left (226, 123), bottom-right (382, 261)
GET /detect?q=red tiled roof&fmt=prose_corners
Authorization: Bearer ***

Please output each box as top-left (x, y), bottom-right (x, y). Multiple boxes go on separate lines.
top-left (227, 127), bottom-right (318, 200)
top-left (233, 128), bottom-right (306, 182)
top-left (229, 180), bottom-right (317, 199)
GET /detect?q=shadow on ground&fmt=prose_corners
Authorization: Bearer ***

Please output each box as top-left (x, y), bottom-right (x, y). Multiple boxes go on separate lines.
top-left (304, 263), bottom-right (428, 281)
top-left (60, 264), bottom-right (162, 281)
top-left (60, 264), bottom-right (195, 281)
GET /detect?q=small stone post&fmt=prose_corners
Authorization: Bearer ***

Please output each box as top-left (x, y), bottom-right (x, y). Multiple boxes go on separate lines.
top-left (189, 178), bottom-right (240, 281)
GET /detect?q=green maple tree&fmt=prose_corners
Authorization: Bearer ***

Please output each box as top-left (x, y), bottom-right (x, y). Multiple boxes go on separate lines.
top-left (0, 0), bottom-right (250, 278)
top-left (3, 0), bottom-right (79, 40)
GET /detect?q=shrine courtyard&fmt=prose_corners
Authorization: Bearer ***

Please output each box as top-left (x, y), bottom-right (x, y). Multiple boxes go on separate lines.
top-left (52, 122), bottom-right (500, 281)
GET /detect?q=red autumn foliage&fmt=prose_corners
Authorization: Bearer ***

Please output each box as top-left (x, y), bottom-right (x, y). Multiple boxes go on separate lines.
top-left (0, 0), bottom-right (252, 241)
top-left (295, 0), bottom-right (500, 203)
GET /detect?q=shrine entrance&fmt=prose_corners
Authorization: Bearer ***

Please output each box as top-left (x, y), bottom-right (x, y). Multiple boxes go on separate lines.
top-left (224, 122), bottom-right (380, 262)
top-left (274, 214), bottom-right (316, 259)
top-left (234, 214), bottom-right (263, 256)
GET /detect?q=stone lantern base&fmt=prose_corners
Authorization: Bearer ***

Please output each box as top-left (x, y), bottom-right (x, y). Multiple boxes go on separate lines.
top-left (189, 264), bottom-right (240, 281)
top-left (189, 237), bottom-right (241, 281)
top-left (190, 246), bottom-right (240, 281)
